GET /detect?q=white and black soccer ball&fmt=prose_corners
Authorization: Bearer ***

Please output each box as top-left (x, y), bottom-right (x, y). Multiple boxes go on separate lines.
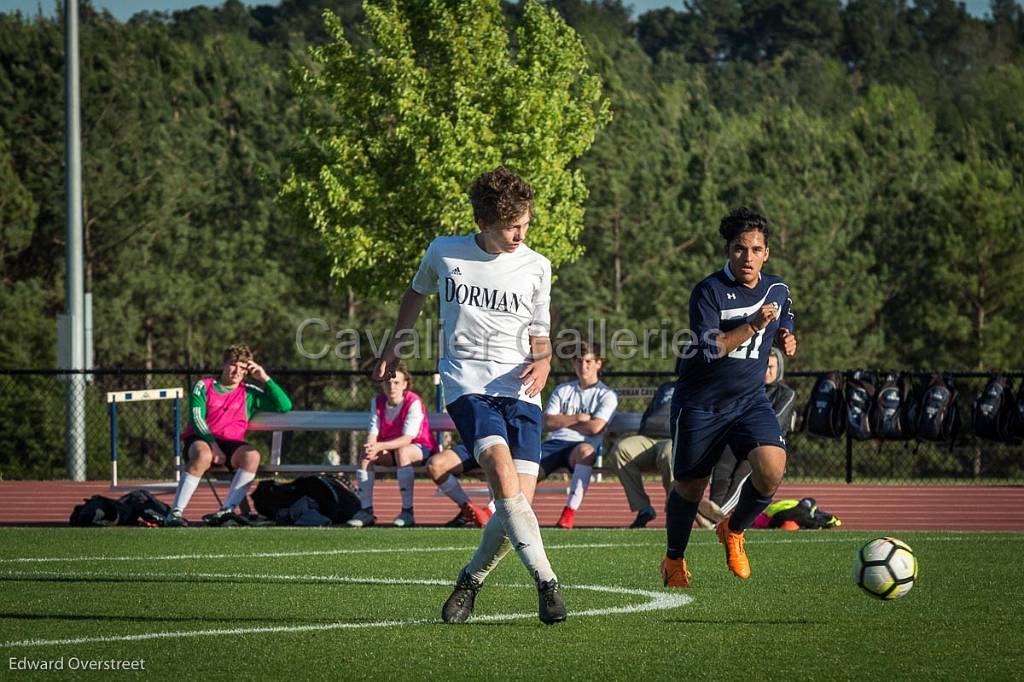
top-left (852, 537), bottom-right (918, 600)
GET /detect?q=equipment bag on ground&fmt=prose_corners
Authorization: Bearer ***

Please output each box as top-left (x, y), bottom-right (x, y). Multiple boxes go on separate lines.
top-left (252, 474), bottom-right (360, 525)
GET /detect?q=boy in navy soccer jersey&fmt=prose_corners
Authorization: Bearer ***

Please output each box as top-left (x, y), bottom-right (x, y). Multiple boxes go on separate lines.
top-left (661, 207), bottom-right (797, 588)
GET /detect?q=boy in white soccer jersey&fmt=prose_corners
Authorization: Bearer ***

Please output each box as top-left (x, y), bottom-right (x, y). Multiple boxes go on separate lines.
top-left (539, 342), bottom-right (618, 529)
top-left (374, 166), bottom-right (566, 625)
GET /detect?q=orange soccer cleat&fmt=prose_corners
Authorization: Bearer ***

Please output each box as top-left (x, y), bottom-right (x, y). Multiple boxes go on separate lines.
top-left (716, 518), bottom-right (751, 579)
top-left (660, 556), bottom-right (691, 588)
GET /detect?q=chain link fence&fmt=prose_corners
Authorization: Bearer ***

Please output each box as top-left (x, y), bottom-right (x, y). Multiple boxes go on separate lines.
top-left (1, 369), bottom-right (1021, 484)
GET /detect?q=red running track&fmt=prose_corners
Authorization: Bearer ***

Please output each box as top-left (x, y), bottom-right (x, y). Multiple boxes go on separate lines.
top-left (1, 480), bottom-right (1022, 530)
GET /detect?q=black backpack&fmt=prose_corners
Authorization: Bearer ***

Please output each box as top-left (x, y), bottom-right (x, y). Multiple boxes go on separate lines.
top-left (803, 372), bottom-right (845, 438)
top-left (1013, 388), bottom-right (1024, 441)
top-left (845, 371), bottom-right (876, 440)
top-left (871, 373), bottom-right (915, 440)
top-left (68, 490), bottom-right (170, 527)
top-left (638, 381), bottom-right (676, 439)
top-left (70, 495), bottom-right (122, 526)
top-left (252, 474), bottom-right (361, 525)
top-left (972, 375), bottom-right (1016, 443)
top-left (915, 374), bottom-right (961, 442)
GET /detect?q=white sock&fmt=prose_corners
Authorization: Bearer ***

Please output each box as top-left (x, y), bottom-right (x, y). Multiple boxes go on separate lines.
top-left (172, 473), bottom-right (200, 512)
top-left (496, 493), bottom-right (555, 583)
top-left (223, 469), bottom-right (256, 510)
top-left (438, 476), bottom-right (470, 506)
top-left (465, 515), bottom-right (512, 583)
top-left (567, 464), bottom-right (592, 511)
top-left (397, 465), bottom-right (415, 509)
top-left (356, 469), bottom-right (374, 510)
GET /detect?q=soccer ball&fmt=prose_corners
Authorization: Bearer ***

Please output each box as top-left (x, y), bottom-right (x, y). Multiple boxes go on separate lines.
top-left (852, 537), bottom-right (918, 600)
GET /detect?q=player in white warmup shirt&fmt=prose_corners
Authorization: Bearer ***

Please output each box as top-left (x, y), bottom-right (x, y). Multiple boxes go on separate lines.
top-left (539, 342), bottom-right (618, 529)
top-left (374, 166), bottom-right (566, 625)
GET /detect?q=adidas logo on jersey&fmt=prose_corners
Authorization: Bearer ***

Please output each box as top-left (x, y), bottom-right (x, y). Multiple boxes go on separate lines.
top-left (448, 266), bottom-right (462, 276)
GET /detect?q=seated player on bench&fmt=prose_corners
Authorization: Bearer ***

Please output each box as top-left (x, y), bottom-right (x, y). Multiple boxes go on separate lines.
top-left (164, 344), bottom-right (293, 526)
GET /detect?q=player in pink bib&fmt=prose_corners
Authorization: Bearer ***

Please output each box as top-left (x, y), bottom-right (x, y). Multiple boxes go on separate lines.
top-left (164, 344), bottom-right (292, 526)
top-left (348, 362), bottom-right (437, 528)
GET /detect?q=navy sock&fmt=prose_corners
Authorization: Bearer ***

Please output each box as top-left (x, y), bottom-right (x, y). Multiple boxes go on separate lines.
top-left (665, 489), bottom-right (699, 560)
top-left (727, 477), bottom-right (773, 532)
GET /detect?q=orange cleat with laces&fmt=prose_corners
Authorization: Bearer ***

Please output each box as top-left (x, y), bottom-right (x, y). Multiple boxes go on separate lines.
top-left (660, 556), bottom-right (692, 588)
top-left (716, 517), bottom-right (751, 579)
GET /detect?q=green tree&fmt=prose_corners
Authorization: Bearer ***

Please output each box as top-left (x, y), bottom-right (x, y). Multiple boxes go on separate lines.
top-left (278, 0), bottom-right (610, 300)
top-left (886, 148), bottom-right (1024, 370)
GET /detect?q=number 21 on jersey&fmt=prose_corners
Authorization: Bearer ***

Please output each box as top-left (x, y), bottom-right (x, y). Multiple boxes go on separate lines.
top-left (728, 327), bottom-right (766, 360)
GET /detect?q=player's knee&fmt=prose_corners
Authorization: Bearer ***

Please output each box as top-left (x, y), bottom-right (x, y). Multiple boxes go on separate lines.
top-left (189, 444), bottom-right (213, 471)
top-left (426, 457), bottom-right (444, 482)
top-left (234, 447), bottom-right (260, 472)
top-left (673, 478), bottom-right (707, 503)
top-left (572, 443), bottom-right (596, 467)
top-left (396, 445), bottom-right (423, 467)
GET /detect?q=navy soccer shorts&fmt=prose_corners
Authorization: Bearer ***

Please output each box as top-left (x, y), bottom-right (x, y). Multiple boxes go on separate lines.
top-left (670, 393), bottom-right (786, 481)
top-left (447, 442), bottom-right (480, 473)
top-left (446, 394), bottom-right (543, 475)
top-left (539, 439), bottom-right (585, 477)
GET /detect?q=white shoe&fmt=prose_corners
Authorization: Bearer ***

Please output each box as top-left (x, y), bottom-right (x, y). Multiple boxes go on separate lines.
top-left (392, 508), bottom-right (415, 528)
top-left (347, 509), bottom-right (376, 527)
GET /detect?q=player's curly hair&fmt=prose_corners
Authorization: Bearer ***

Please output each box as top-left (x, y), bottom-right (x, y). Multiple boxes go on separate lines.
top-left (719, 207), bottom-right (771, 244)
top-left (469, 166), bottom-right (534, 227)
top-left (222, 344), bottom-right (254, 365)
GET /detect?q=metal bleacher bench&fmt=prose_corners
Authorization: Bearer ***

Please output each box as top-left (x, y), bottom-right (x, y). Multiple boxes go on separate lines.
top-left (246, 410), bottom-right (643, 477)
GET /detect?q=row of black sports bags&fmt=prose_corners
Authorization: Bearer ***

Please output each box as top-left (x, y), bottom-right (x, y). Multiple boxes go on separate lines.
top-left (803, 371), bottom-right (1023, 443)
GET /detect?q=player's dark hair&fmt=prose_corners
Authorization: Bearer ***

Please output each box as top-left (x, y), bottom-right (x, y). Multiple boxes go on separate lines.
top-left (469, 166), bottom-right (534, 228)
top-left (222, 344), bottom-right (254, 365)
top-left (577, 341), bottom-right (603, 361)
top-left (719, 207), bottom-right (770, 244)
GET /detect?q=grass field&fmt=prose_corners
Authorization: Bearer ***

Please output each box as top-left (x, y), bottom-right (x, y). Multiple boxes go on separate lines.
top-left (2, 527), bottom-right (1022, 680)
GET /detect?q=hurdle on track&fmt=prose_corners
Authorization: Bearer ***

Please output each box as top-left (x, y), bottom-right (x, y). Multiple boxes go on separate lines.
top-left (106, 387), bottom-right (183, 488)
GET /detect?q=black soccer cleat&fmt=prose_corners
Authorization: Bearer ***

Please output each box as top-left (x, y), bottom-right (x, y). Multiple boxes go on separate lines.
top-left (441, 568), bottom-right (482, 624)
top-left (536, 576), bottom-right (568, 625)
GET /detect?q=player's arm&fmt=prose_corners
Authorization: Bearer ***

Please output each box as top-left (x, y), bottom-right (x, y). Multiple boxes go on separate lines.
top-left (776, 294), bottom-right (797, 357)
top-left (519, 336), bottom-right (552, 398)
top-left (519, 259), bottom-right (553, 398)
top-left (246, 364), bottom-right (293, 415)
top-left (544, 412), bottom-right (591, 430)
top-left (190, 381), bottom-right (227, 464)
top-left (569, 389), bottom-right (616, 435)
top-left (188, 381), bottom-right (215, 443)
top-left (571, 390), bottom-right (618, 436)
top-left (715, 304), bottom-right (777, 357)
top-left (374, 287), bottom-right (427, 381)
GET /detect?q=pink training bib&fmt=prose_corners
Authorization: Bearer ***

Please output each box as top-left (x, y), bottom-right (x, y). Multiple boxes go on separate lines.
top-left (375, 391), bottom-right (438, 454)
top-left (182, 377), bottom-right (249, 441)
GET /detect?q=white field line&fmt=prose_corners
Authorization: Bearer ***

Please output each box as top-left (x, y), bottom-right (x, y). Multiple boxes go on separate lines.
top-left (0, 542), bottom-right (641, 565)
top-left (0, 571), bottom-right (692, 649)
top-left (2, 532), bottom-right (1021, 566)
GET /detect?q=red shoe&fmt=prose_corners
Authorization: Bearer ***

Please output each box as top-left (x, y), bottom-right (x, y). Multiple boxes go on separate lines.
top-left (556, 506), bottom-right (575, 529)
top-left (460, 502), bottom-right (490, 528)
